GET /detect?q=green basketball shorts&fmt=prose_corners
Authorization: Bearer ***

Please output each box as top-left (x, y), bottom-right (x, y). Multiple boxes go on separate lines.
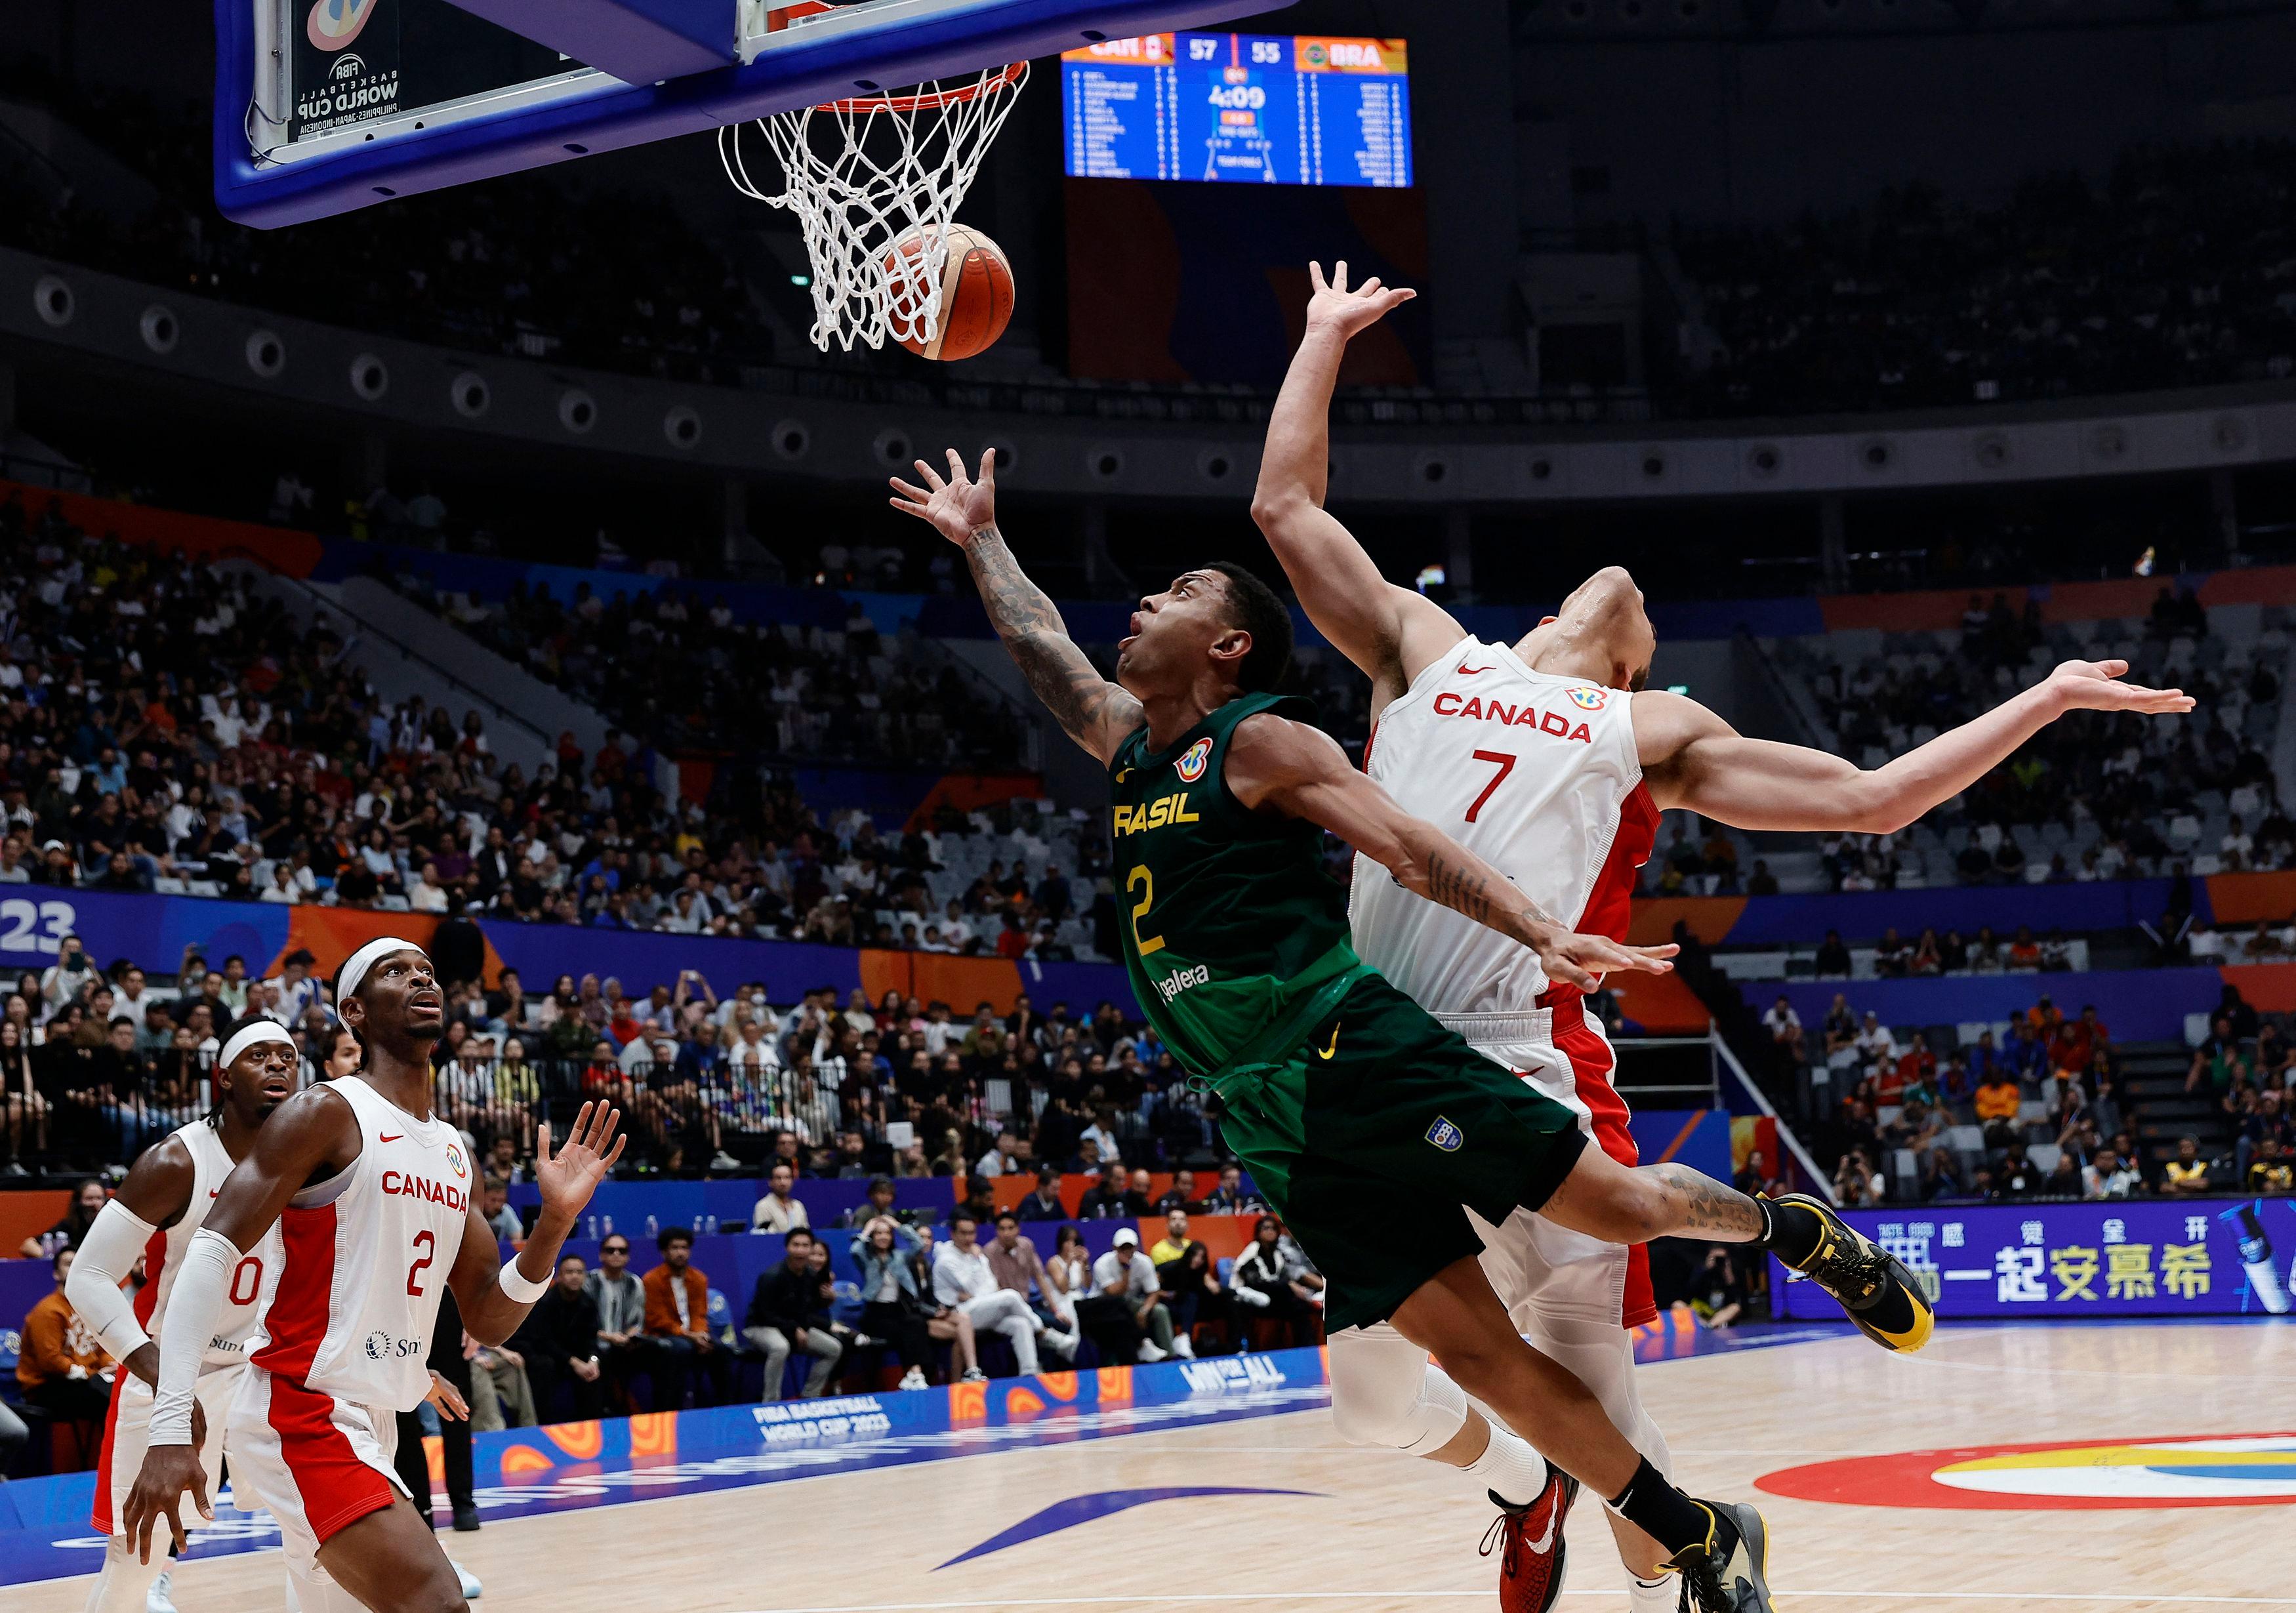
top-left (1208, 971), bottom-right (1589, 1334)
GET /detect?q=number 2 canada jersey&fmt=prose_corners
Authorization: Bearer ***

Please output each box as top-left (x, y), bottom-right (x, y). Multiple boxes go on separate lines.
top-left (1107, 692), bottom-right (1357, 1076)
top-left (1353, 638), bottom-right (1656, 1013)
top-left (249, 1076), bottom-right (470, 1412)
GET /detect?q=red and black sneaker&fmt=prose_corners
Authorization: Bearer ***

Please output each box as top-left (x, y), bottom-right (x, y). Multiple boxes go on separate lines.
top-left (1479, 1469), bottom-right (1581, 1613)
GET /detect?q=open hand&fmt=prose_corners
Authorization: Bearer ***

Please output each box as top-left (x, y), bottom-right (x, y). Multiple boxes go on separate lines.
top-left (888, 449), bottom-right (998, 545)
top-left (2045, 659), bottom-right (2195, 716)
top-left (1535, 931), bottom-right (1678, 994)
top-left (535, 1101), bottom-right (626, 1220)
top-left (1304, 260), bottom-right (1417, 342)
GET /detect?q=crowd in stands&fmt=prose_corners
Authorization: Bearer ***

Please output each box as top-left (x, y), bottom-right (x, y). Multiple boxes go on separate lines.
top-left (0, 486), bottom-right (1113, 961)
top-left (390, 569), bottom-right (1033, 775)
top-left (1761, 977), bottom-right (2296, 1206)
top-left (1678, 142), bottom-right (2296, 416)
top-left (1769, 586), bottom-right (2289, 893)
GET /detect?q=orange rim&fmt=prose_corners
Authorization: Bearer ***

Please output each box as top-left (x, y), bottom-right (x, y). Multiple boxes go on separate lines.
top-left (825, 61), bottom-right (1026, 115)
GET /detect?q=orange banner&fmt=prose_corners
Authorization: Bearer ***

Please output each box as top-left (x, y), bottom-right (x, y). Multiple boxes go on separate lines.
top-left (0, 478), bottom-right (323, 577)
top-left (858, 950), bottom-right (1025, 1015)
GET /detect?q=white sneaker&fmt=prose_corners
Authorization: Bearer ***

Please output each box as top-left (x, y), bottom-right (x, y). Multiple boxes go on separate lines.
top-left (453, 1560), bottom-right (483, 1599)
top-left (898, 1366), bottom-right (928, 1391)
top-left (1040, 1328), bottom-right (1078, 1360)
top-left (1170, 1334), bottom-right (1195, 1359)
top-left (148, 1571), bottom-right (178, 1613)
top-left (1135, 1342), bottom-right (1168, 1363)
top-left (960, 1366), bottom-right (989, 1382)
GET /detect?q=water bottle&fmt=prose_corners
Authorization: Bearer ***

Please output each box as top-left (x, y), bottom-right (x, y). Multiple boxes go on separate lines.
top-left (602, 1215), bottom-right (613, 1237)
top-left (2226, 1203), bottom-right (2290, 1316)
top-left (585, 1214), bottom-right (598, 1240)
top-left (645, 1214), bottom-right (659, 1238)
top-left (703, 1213), bottom-right (718, 1235)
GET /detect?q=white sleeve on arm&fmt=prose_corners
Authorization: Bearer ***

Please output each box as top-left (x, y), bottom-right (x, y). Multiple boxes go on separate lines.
top-left (148, 1228), bottom-right (236, 1446)
top-left (67, 1200), bottom-right (160, 1364)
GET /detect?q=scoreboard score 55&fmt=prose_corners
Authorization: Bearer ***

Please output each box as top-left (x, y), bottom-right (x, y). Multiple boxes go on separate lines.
top-left (1062, 33), bottom-right (1413, 188)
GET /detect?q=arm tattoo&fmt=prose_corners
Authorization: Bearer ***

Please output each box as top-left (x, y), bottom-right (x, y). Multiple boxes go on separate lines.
top-left (1423, 851), bottom-right (1564, 943)
top-left (963, 525), bottom-right (1139, 752)
top-left (1650, 1164), bottom-right (1765, 1239)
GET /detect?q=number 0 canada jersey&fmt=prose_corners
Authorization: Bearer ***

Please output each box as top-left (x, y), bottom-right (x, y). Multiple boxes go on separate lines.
top-left (1352, 638), bottom-right (1658, 1013)
top-left (140, 1121), bottom-right (281, 1372)
top-left (249, 1075), bottom-right (470, 1412)
top-left (1107, 691), bottom-right (1359, 1076)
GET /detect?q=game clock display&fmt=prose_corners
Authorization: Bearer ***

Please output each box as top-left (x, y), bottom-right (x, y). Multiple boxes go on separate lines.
top-left (1062, 33), bottom-right (1412, 188)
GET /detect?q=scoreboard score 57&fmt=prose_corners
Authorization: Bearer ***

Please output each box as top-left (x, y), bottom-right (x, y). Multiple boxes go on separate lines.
top-left (1063, 33), bottom-right (1413, 188)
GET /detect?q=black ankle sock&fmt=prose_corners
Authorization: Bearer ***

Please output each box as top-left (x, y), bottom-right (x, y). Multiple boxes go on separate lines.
top-left (1757, 1197), bottom-right (1824, 1266)
top-left (1606, 1457), bottom-right (1719, 1558)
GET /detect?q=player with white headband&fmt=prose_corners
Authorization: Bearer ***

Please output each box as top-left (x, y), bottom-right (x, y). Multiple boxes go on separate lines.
top-left (123, 939), bottom-right (625, 1613)
top-left (67, 1012), bottom-right (298, 1613)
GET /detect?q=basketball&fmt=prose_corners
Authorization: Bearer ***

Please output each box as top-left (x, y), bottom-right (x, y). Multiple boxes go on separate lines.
top-left (882, 224), bottom-right (1014, 362)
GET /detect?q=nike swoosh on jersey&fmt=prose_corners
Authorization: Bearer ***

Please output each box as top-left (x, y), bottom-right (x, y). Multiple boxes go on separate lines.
top-left (1318, 1023), bottom-right (1341, 1060)
top-left (1456, 664), bottom-right (1496, 676)
top-left (379, 1133), bottom-right (404, 1143)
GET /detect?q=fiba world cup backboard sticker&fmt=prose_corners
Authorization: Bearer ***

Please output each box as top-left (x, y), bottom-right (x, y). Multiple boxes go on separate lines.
top-left (291, 0), bottom-right (401, 143)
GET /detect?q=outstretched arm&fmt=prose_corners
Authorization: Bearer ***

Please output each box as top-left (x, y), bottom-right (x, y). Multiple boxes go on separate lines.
top-left (1639, 659), bottom-right (2194, 832)
top-left (1251, 263), bottom-right (1463, 705)
top-left (450, 1101), bottom-right (624, 1345)
top-left (891, 449), bottom-right (1143, 766)
top-left (1225, 714), bottom-right (1675, 991)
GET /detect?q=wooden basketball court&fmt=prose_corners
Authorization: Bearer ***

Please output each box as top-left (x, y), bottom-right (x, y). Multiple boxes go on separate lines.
top-left (20, 1321), bottom-right (2293, 1613)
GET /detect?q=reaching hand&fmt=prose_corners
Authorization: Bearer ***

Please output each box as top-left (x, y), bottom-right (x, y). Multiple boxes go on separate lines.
top-left (2045, 659), bottom-right (2196, 716)
top-left (1534, 931), bottom-right (1679, 994)
top-left (535, 1101), bottom-right (625, 1221)
top-left (888, 448), bottom-right (999, 546)
top-left (1303, 260), bottom-right (1416, 342)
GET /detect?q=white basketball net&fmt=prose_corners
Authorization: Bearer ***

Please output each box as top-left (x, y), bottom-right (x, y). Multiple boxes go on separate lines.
top-left (720, 63), bottom-right (1027, 353)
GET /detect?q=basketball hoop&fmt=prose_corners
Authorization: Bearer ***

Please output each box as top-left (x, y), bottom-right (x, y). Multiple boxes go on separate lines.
top-left (720, 59), bottom-right (1028, 354)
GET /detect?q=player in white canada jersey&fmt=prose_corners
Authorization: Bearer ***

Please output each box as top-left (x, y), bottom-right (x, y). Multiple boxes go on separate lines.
top-left (123, 939), bottom-right (624, 1613)
top-left (1254, 263), bottom-right (2194, 1613)
top-left (66, 1015), bottom-right (297, 1613)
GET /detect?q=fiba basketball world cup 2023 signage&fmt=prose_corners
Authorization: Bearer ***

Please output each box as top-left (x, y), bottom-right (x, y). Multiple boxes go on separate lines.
top-left (289, 0), bottom-right (401, 143)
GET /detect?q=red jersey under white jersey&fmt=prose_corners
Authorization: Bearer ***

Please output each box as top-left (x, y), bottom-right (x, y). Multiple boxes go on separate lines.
top-left (135, 1121), bottom-right (276, 1372)
top-left (249, 1076), bottom-right (472, 1412)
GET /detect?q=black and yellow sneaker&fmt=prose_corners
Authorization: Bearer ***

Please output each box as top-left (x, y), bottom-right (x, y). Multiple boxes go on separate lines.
top-left (1766, 1192), bottom-right (1934, 1353)
top-left (1666, 1501), bottom-right (1774, 1613)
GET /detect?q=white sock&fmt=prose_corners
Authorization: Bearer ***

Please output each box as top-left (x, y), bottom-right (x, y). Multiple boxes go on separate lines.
top-left (1462, 1421), bottom-right (1551, 1509)
top-left (1630, 1575), bottom-right (1676, 1613)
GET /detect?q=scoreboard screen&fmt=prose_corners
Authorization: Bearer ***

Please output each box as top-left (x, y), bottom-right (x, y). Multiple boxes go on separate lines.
top-left (1061, 33), bottom-right (1412, 188)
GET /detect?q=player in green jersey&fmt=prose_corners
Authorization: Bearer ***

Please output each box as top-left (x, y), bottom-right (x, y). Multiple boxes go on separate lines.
top-left (892, 448), bottom-right (1846, 1611)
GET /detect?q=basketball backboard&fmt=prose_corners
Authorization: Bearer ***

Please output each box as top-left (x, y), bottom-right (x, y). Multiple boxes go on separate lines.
top-left (215, 0), bottom-right (1292, 228)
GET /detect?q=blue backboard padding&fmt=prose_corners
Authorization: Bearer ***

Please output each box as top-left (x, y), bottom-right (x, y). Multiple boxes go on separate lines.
top-left (444, 0), bottom-right (737, 84)
top-left (215, 0), bottom-right (1297, 227)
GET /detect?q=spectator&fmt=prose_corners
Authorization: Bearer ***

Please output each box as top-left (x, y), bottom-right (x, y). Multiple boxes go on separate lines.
top-left (1853, 1012), bottom-right (1898, 1069)
top-left (1016, 1162), bottom-right (1067, 1222)
top-left (19, 1176), bottom-right (108, 1259)
top-left (932, 1210), bottom-right (1067, 1373)
top-left (744, 1228), bottom-right (845, 1399)
top-left (839, 1175), bottom-right (901, 1231)
top-left (585, 1233), bottom-right (649, 1408)
top-left (642, 1227), bottom-right (726, 1408)
top-left (985, 1210), bottom-right (1075, 1338)
top-left (1076, 1160), bottom-right (1141, 1219)
top-left (479, 1177), bottom-right (523, 1248)
top-left (468, 1328), bottom-right (538, 1431)
top-left (1761, 996), bottom-right (1803, 1061)
top-left (16, 1248), bottom-right (113, 1460)
top-left (1195, 1162), bottom-right (1267, 1215)
top-left (1689, 1247), bottom-right (1745, 1329)
top-left (1078, 1227), bottom-right (1176, 1364)
top-left (1813, 931), bottom-right (1853, 977)
top-left (518, 1254), bottom-right (605, 1423)
top-left (2084, 1148), bottom-right (2141, 1200)
top-left (2249, 1136), bottom-right (2294, 1195)
top-left (2163, 1136), bottom-right (2212, 1195)
top-left (750, 1162), bottom-right (810, 1234)
top-left (903, 1225), bottom-right (986, 1383)
top-left (1228, 1215), bottom-right (1324, 1347)
top-left (849, 1215), bottom-right (939, 1391)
